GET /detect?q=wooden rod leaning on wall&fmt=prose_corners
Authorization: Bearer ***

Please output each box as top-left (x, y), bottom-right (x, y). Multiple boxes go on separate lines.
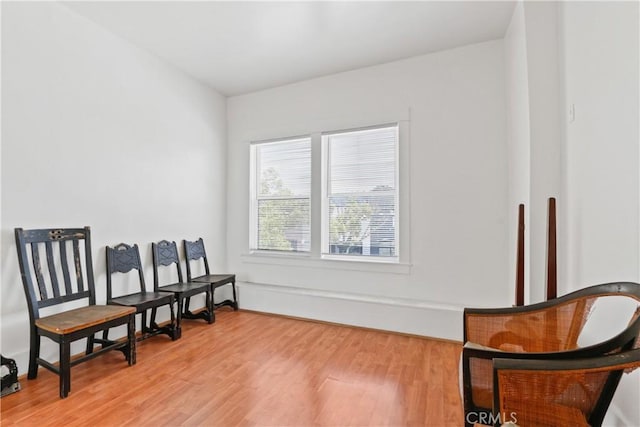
top-left (546, 197), bottom-right (557, 300)
top-left (516, 204), bottom-right (525, 306)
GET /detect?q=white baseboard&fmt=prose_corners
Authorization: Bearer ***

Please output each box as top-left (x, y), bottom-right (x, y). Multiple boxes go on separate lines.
top-left (235, 281), bottom-right (464, 341)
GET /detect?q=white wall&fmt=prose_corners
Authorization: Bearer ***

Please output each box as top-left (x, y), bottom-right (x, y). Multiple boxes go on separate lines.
top-left (504, 1), bottom-right (531, 304)
top-left (507, 1), bottom-right (639, 424)
top-left (227, 40), bottom-right (509, 341)
top-left (1, 2), bottom-right (227, 373)
top-left (504, 1), bottom-right (563, 305)
top-left (559, 2), bottom-right (640, 425)
top-left (522, 1), bottom-right (563, 303)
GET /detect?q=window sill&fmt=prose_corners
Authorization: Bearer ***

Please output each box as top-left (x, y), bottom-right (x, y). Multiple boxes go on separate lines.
top-left (240, 252), bottom-right (412, 275)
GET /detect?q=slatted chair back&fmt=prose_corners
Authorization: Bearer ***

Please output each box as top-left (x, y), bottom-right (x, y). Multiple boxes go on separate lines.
top-left (183, 238), bottom-right (210, 280)
top-left (15, 227), bottom-right (98, 320)
top-left (106, 243), bottom-right (147, 300)
top-left (151, 240), bottom-right (184, 287)
top-left (15, 227), bottom-right (137, 398)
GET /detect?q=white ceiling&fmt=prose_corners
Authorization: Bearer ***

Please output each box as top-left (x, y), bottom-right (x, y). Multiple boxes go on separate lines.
top-left (64, 1), bottom-right (516, 97)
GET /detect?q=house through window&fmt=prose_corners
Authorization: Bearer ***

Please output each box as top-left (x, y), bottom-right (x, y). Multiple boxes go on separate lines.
top-left (250, 123), bottom-right (400, 263)
top-left (250, 137), bottom-right (311, 252)
top-left (322, 124), bottom-right (398, 260)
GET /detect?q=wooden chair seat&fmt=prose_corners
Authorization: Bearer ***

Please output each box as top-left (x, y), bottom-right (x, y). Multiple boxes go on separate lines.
top-left (190, 273), bottom-right (237, 311)
top-left (158, 281), bottom-right (210, 297)
top-left (191, 274), bottom-right (235, 289)
top-left (109, 292), bottom-right (174, 313)
top-left (36, 305), bottom-right (135, 335)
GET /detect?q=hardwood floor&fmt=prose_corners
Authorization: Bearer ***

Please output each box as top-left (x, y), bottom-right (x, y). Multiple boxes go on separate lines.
top-left (1, 310), bottom-right (463, 426)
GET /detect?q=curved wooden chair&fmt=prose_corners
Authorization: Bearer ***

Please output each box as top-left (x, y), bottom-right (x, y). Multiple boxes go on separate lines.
top-left (462, 282), bottom-right (640, 426)
top-left (491, 349), bottom-right (640, 427)
top-left (106, 243), bottom-right (178, 341)
top-left (152, 240), bottom-right (213, 339)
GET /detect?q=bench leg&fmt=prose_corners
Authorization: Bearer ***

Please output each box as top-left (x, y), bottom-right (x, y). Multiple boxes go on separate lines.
top-left (59, 338), bottom-right (71, 398)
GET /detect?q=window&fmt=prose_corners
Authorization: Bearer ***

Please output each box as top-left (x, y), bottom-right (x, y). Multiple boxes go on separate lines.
top-left (322, 125), bottom-right (398, 260)
top-left (250, 137), bottom-right (311, 252)
top-left (250, 123), bottom-right (402, 265)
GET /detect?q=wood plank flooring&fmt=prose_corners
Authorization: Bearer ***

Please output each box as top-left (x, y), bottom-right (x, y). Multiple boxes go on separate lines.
top-left (1, 310), bottom-right (463, 426)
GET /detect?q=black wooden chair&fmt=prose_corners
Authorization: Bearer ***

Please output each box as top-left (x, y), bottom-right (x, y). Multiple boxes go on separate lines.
top-left (15, 227), bottom-right (136, 398)
top-left (183, 238), bottom-right (237, 322)
top-left (152, 240), bottom-right (213, 338)
top-left (105, 243), bottom-right (178, 341)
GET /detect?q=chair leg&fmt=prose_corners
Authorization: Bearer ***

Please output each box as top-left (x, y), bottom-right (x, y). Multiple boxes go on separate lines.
top-left (28, 328), bottom-right (40, 379)
top-left (86, 333), bottom-right (94, 355)
top-left (141, 310), bottom-right (148, 336)
top-left (169, 299), bottom-right (179, 341)
top-left (207, 290), bottom-right (214, 323)
top-left (127, 314), bottom-right (136, 366)
top-left (176, 297), bottom-right (184, 333)
top-left (231, 281), bottom-right (238, 310)
top-left (209, 288), bottom-right (216, 323)
top-left (59, 338), bottom-right (71, 398)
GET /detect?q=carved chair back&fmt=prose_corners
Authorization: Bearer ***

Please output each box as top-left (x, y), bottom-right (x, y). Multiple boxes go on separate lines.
top-left (105, 243), bottom-right (147, 300)
top-left (151, 240), bottom-right (184, 288)
top-left (183, 238), bottom-right (210, 280)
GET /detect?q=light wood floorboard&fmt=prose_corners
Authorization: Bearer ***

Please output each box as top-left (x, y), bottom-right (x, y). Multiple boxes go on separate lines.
top-left (0, 310), bottom-right (463, 426)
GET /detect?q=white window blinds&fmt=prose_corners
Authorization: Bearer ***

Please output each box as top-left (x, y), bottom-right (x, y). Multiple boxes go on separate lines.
top-left (324, 124), bottom-right (398, 258)
top-left (252, 137), bottom-right (311, 252)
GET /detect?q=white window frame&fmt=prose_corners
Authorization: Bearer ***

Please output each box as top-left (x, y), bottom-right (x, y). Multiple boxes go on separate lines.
top-left (249, 136), bottom-right (312, 254)
top-left (321, 124), bottom-right (400, 263)
top-left (246, 119), bottom-right (411, 273)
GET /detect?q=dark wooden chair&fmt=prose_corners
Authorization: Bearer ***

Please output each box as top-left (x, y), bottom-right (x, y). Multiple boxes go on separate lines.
top-left (183, 238), bottom-right (237, 322)
top-left (152, 240), bottom-right (213, 338)
top-left (462, 282), bottom-right (640, 426)
top-left (105, 243), bottom-right (178, 341)
top-left (492, 349), bottom-right (640, 427)
top-left (15, 227), bottom-right (136, 398)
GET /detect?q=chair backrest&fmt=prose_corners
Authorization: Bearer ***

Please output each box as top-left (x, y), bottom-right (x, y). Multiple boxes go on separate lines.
top-left (494, 349), bottom-right (640, 427)
top-left (183, 238), bottom-right (210, 280)
top-left (465, 282), bottom-right (640, 354)
top-left (15, 227), bottom-right (98, 321)
top-left (105, 243), bottom-right (146, 300)
top-left (151, 240), bottom-right (184, 289)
